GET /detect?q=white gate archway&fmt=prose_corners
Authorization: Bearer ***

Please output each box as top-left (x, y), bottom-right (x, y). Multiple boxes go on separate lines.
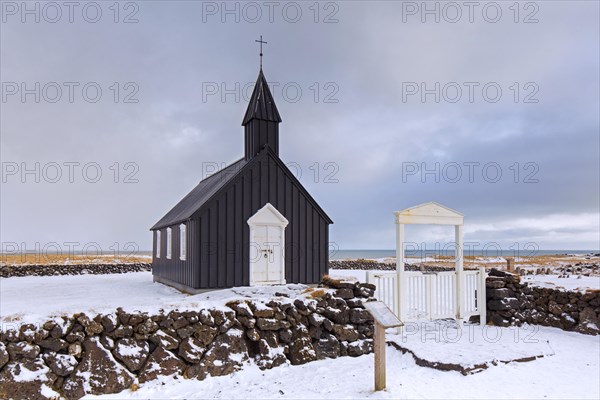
top-left (367, 202), bottom-right (486, 325)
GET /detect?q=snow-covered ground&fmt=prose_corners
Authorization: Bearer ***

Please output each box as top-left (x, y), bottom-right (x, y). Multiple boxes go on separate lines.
top-left (90, 325), bottom-right (599, 400)
top-left (2, 270), bottom-right (599, 399)
top-left (522, 274), bottom-right (600, 291)
top-left (0, 272), bottom-right (311, 325)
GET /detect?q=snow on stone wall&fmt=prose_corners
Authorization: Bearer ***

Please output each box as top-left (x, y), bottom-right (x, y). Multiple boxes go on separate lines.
top-left (486, 269), bottom-right (600, 335)
top-left (0, 280), bottom-right (375, 399)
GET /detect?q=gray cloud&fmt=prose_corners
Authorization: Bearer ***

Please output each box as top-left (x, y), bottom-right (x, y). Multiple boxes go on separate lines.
top-left (1, 1), bottom-right (598, 253)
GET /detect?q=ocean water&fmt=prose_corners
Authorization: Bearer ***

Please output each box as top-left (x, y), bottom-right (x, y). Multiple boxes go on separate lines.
top-left (329, 249), bottom-right (599, 260)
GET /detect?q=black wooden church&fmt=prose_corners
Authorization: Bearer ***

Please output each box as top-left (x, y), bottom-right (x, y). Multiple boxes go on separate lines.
top-left (151, 62), bottom-right (333, 293)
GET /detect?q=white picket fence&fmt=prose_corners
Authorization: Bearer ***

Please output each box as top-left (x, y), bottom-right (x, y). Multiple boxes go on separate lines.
top-left (366, 268), bottom-right (486, 323)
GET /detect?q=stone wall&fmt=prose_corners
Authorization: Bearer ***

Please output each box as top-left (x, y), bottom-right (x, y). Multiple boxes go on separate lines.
top-left (0, 263), bottom-right (152, 278)
top-left (486, 269), bottom-right (600, 335)
top-left (329, 259), bottom-right (476, 272)
top-left (0, 280), bottom-right (375, 399)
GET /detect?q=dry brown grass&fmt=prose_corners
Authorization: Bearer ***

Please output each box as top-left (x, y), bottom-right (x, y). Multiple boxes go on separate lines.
top-left (321, 274), bottom-right (344, 287)
top-left (409, 254), bottom-right (596, 269)
top-left (0, 253), bottom-right (151, 265)
top-left (308, 289), bottom-right (327, 298)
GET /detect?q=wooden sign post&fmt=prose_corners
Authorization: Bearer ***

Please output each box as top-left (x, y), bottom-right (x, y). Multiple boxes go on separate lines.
top-left (363, 301), bottom-right (403, 391)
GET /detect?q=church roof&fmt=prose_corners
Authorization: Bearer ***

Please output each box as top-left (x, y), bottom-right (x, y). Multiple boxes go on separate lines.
top-left (242, 69), bottom-right (282, 125)
top-left (151, 147), bottom-right (333, 230)
top-left (151, 158), bottom-right (247, 230)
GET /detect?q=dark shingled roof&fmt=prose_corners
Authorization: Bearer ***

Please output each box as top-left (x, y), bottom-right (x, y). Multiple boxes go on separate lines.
top-left (242, 69), bottom-right (282, 125)
top-left (151, 158), bottom-right (247, 230)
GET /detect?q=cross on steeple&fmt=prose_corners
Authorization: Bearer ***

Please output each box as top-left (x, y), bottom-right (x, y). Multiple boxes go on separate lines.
top-left (255, 35), bottom-right (267, 69)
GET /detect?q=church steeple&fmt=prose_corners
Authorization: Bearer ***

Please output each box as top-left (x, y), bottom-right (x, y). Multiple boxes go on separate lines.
top-left (242, 69), bottom-right (282, 160)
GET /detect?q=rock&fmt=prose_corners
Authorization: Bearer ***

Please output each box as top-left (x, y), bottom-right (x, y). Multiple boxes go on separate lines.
top-left (139, 347), bottom-right (186, 383)
top-left (43, 352), bottom-right (78, 376)
top-left (193, 325), bottom-right (219, 346)
top-left (347, 339), bottom-right (373, 357)
top-left (62, 337), bottom-right (135, 398)
top-left (252, 304), bottom-right (275, 318)
top-left (487, 288), bottom-right (513, 300)
top-left (183, 363), bottom-right (207, 380)
top-left (486, 277), bottom-right (506, 289)
top-left (256, 318), bottom-right (290, 331)
top-left (322, 306), bottom-right (350, 324)
top-left (199, 309), bottom-right (215, 326)
top-left (349, 308), bottom-right (373, 324)
top-left (229, 301), bottom-right (254, 318)
top-left (488, 298), bottom-right (519, 311)
top-left (288, 327), bottom-right (317, 365)
top-left (113, 338), bottom-right (150, 372)
top-left (6, 342), bottom-right (40, 360)
top-left (178, 337), bottom-right (206, 363)
top-left (358, 324), bottom-right (374, 338)
top-left (332, 324), bottom-right (360, 342)
top-left (0, 360), bottom-right (58, 400)
top-left (560, 313), bottom-right (577, 330)
top-left (578, 307), bottom-right (599, 334)
top-left (68, 342), bottom-right (82, 358)
top-left (0, 343), bottom-right (9, 370)
top-left (66, 331), bottom-right (85, 343)
top-left (129, 313), bottom-right (146, 326)
top-left (354, 286), bottom-right (375, 298)
top-left (18, 324), bottom-right (38, 342)
top-left (490, 313), bottom-right (510, 327)
top-left (255, 339), bottom-right (287, 370)
top-left (150, 330), bottom-right (180, 351)
top-left (308, 313), bottom-right (325, 327)
top-left (279, 329), bottom-right (293, 343)
top-left (38, 337), bottom-right (68, 352)
top-left (237, 316), bottom-right (256, 329)
top-left (201, 329), bottom-right (249, 376)
top-left (335, 288), bottom-right (355, 299)
top-left (85, 321), bottom-right (104, 336)
top-left (176, 326), bottom-right (195, 339)
top-left (346, 298), bottom-right (364, 308)
top-left (315, 333), bottom-right (340, 359)
top-left (173, 317), bottom-right (189, 330)
top-left (246, 329), bottom-right (261, 341)
top-left (548, 301), bottom-right (563, 316)
top-left (137, 318), bottom-right (159, 335)
top-left (101, 314), bottom-right (119, 333)
top-left (112, 325), bottom-right (133, 339)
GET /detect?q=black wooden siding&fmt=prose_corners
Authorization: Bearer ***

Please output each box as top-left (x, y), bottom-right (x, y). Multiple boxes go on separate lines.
top-left (152, 219), bottom-right (200, 286)
top-left (152, 150), bottom-right (330, 289)
top-left (245, 120), bottom-right (279, 159)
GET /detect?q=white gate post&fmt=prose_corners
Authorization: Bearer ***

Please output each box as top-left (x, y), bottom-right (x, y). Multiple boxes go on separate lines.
top-left (396, 221), bottom-right (405, 324)
top-left (478, 267), bottom-right (487, 325)
top-left (455, 224), bottom-right (464, 322)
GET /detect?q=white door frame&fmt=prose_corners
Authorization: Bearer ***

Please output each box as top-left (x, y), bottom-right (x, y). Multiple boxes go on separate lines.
top-left (247, 203), bottom-right (289, 286)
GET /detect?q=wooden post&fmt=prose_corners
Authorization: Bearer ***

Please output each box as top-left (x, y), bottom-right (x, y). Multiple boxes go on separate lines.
top-left (478, 267), bottom-right (487, 325)
top-left (363, 301), bottom-right (403, 392)
top-left (455, 224), bottom-right (464, 321)
top-left (395, 221), bottom-right (405, 324)
top-left (505, 257), bottom-right (514, 272)
top-left (374, 322), bottom-right (386, 391)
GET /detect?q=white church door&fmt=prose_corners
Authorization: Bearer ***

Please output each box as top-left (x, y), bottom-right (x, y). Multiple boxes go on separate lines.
top-left (247, 203), bottom-right (289, 286)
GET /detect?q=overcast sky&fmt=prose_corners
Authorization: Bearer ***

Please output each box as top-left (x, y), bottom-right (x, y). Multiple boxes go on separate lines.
top-left (1, 1), bottom-right (599, 255)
